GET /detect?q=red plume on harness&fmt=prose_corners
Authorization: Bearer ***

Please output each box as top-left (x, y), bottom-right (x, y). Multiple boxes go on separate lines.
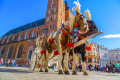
top-left (76, 23), bottom-right (79, 28)
top-left (54, 50), bottom-right (59, 55)
top-left (40, 50), bottom-right (46, 54)
top-left (85, 46), bottom-right (91, 51)
top-left (85, 56), bottom-right (87, 61)
top-left (48, 38), bottom-right (54, 43)
top-left (66, 42), bottom-right (74, 48)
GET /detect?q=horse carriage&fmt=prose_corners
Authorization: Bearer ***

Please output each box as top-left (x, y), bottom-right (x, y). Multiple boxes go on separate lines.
top-left (29, 0), bottom-right (102, 75)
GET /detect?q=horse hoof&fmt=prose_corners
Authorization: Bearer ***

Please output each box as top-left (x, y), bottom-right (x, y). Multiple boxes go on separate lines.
top-left (84, 72), bottom-right (88, 75)
top-left (64, 71), bottom-right (70, 74)
top-left (58, 70), bottom-right (63, 74)
top-left (72, 71), bottom-right (77, 75)
top-left (39, 70), bottom-right (43, 72)
top-left (45, 69), bottom-right (48, 72)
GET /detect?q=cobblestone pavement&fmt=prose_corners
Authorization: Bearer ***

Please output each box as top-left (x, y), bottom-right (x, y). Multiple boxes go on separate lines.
top-left (0, 66), bottom-right (120, 80)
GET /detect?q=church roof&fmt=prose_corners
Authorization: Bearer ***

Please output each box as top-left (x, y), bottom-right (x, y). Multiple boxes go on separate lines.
top-left (3, 18), bottom-right (45, 37)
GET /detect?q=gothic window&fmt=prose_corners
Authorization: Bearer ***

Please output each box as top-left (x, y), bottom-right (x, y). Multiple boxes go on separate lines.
top-left (49, 24), bottom-right (52, 30)
top-left (18, 35), bottom-right (21, 41)
top-left (50, 16), bottom-right (52, 22)
top-left (12, 35), bottom-right (15, 40)
top-left (1, 46), bottom-right (5, 55)
top-left (51, 3), bottom-right (54, 7)
top-left (7, 46), bottom-right (13, 59)
top-left (7, 37), bottom-right (9, 43)
top-left (28, 50), bottom-right (32, 59)
top-left (16, 44), bottom-right (24, 58)
top-left (54, 15), bottom-right (56, 20)
top-left (53, 23), bottom-right (55, 28)
top-left (47, 17), bottom-right (49, 22)
top-left (32, 31), bottom-right (35, 38)
top-left (2, 38), bottom-right (5, 44)
top-left (54, 8), bottom-right (56, 12)
top-left (25, 32), bottom-right (28, 40)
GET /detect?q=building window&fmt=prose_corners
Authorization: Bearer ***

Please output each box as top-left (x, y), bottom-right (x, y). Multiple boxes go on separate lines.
top-left (51, 3), bottom-right (54, 7)
top-left (50, 16), bottom-right (52, 22)
top-left (94, 59), bottom-right (96, 62)
top-left (7, 37), bottom-right (9, 43)
top-left (28, 50), bottom-right (32, 60)
top-left (49, 24), bottom-right (52, 30)
top-left (2, 38), bottom-right (5, 44)
top-left (94, 52), bottom-right (95, 55)
top-left (18, 35), bottom-right (21, 41)
top-left (25, 32), bottom-right (28, 40)
top-left (32, 31), bottom-right (35, 38)
top-left (16, 44), bottom-right (24, 58)
top-left (88, 58), bottom-right (92, 62)
top-left (54, 8), bottom-right (56, 12)
top-left (7, 46), bottom-right (13, 59)
top-left (12, 35), bottom-right (15, 40)
top-left (97, 58), bottom-right (99, 63)
top-left (1, 47), bottom-right (5, 55)
top-left (88, 53), bottom-right (90, 56)
top-left (53, 23), bottom-right (55, 28)
top-left (47, 17), bottom-right (49, 22)
top-left (54, 15), bottom-right (56, 20)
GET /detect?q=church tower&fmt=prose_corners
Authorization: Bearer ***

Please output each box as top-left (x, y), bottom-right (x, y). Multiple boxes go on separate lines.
top-left (45, 0), bottom-right (65, 34)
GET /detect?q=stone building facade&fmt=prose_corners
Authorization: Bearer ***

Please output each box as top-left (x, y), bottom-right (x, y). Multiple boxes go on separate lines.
top-left (108, 49), bottom-right (120, 63)
top-left (0, 0), bottom-right (73, 66)
top-left (85, 42), bottom-right (100, 68)
top-left (98, 45), bottom-right (109, 67)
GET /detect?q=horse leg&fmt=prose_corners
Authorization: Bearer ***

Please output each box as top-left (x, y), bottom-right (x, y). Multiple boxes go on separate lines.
top-left (58, 46), bottom-right (63, 74)
top-left (82, 61), bottom-right (88, 75)
top-left (72, 51), bottom-right (77, 75)
top-left (81, 45), bottom-right (88, 75)
top-left (45, 52), bottom-right (51, 72)
top-left (39, 54), bottom-right (44, 72)
top-left (64, 50), bottom-right (70, 74)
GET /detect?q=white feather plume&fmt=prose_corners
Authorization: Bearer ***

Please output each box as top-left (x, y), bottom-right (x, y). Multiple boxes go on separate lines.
top-left (72, 0), bottom-right (81, 13)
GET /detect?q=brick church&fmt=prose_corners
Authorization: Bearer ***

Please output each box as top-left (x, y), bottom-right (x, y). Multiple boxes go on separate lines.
top-left (0, 0), bottom-right (73, 66)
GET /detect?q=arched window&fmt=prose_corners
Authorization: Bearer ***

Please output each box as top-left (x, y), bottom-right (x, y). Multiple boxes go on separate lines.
top-left (12, 35), bottom-right (15, 40)
top-left (53, 23), bottom-right (55, 28)
top-left (16, 44), bottom-right (24, 58)
top-left (18, 35), bottom-right (21, 41)
top-left (1, 46), bottom-right (5, 55)
top-left (88, 58), bottom-right (92, 62)
top-left (28, 50), bottom-right (32, 59)
top-left (32, 31), bottom-right (35, 38)
top-left (2, 38), bottom-right (5, 44)
top-left (7, 37), bottom-right (9, 43)
top-left (7, 46), bottom-right (13, 59)
top-left (25, 32), bottom-right (28, 40)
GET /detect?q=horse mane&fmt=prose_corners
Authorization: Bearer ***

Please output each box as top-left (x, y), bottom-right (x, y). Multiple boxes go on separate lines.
top-left (64, 16), bottom-right (75, 32)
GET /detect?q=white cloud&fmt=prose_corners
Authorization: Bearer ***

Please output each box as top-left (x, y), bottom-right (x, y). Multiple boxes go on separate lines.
top-left (100, 34), bottom-right (120, 38)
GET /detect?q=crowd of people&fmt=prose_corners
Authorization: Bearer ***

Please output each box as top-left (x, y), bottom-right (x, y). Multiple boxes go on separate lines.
top-left (76, 62), bottom-right (120, 73)
top-left (0, 58), bottom-right (16, 67)
top-left (68, 59), bottom-right (120, 73)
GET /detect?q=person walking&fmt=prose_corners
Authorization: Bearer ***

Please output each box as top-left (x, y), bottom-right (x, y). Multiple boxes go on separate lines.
top-left (1, 58), bottom-right (4, 66)
top-left (115, 63), bottom-right (119, 73)
top-left (11, 59), bottom-right (16, 67)
top-left (0, 59), bottom-right (1, 66)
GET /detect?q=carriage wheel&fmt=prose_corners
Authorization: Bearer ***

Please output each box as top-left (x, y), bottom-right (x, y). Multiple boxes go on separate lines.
top-left (29, 53), bottom-right (37, 71)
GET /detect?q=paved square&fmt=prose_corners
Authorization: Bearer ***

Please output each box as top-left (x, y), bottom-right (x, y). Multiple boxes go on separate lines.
top-left (0, 66), bottom-right (120, 80)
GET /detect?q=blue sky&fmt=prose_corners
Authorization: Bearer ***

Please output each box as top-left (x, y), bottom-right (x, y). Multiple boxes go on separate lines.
top-left (0, 0), bottom-right (120, 49)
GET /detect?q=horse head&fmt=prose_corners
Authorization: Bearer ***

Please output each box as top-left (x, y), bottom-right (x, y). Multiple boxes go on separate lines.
top-left (74, 13), bottom-right (88, 34)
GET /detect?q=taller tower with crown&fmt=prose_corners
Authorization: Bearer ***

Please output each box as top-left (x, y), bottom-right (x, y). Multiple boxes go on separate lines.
top-left (45, 0), bottom-right (65, 34)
